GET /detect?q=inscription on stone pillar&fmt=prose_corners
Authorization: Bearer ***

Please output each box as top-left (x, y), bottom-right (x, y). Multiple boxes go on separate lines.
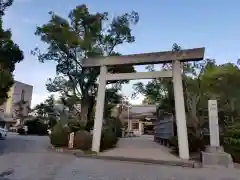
top-left (208, 100), bottom-right (220, 147)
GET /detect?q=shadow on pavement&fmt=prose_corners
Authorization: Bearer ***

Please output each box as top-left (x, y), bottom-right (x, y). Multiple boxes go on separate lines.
top-left (0, 169), bottom-right (14, 180)
top-left (0, 139), bottom-right (7, 155)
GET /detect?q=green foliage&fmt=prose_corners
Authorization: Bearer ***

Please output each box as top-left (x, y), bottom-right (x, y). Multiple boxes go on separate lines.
top-left (0, 0), bottom-right (24, 105)
top-left (59, 95), bottom-right (81, 119)
top-left (33, 95), bottom-right (57, 119)
top-left (104, 117), bottom-right (123, 138)
top-left (170, 133), bottom-right (205, 154)
top-left (104, 88), bottom-right (122, 119)
top-left (48, 117), bottom-right (57, 128)
top-left (133, 44), bottom-right (240, 159)
top-left (17, 128), bottom-right (26, 135)
top-left (33, 95), bottom-right (61, 129)
top-left (32, 4), bottom-right (138, 123)
top-left (224, 122), bottom-right (240, 162)
top-left (68, 119), bottom-right (85, 132)
top-left (24, 119), bottom-right (48, 135)
top-left (50, 122), bottom-right (70, 147)
top-left (73, 130), bottom-right (92, 151)
top-left (100, 127), bottom-right (119, 151)
top-left (201, 63), bottom-right (240, 116)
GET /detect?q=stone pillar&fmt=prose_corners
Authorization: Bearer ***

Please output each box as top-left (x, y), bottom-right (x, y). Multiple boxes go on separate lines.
top-left (208, 100), bottom-right (220, 147)
top-left (127, 118), bottom-right (131, 132)
top-left (172, 60), bottom-right (189, 160)
top-left (129, 120), bottom-right (132, 132)
top-left (127, 107), bottom-right (132, 132)
top-left (139, 122), bottom-right (143, 135)
top-left (202, 100), bottom-right (234, 168)
top-left (91, 65), bottom-right (107, 152)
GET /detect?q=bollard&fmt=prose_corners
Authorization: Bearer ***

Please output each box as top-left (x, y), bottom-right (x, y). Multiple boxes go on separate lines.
top-left (68, 132), bottom-right (74, 149)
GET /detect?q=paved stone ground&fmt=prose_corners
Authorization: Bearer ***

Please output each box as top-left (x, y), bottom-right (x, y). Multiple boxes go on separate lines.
top-left (0, 133), bottom-right (240, 180)
top-left (100, 135), bottom-right (180, 161)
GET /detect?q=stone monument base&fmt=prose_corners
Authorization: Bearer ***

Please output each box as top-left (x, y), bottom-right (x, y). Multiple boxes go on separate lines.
top-left (201, 146), bottom-right (234, 168)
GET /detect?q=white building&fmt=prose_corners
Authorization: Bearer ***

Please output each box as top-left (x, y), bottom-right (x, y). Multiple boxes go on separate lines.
top-left (0, 81), bottom-right (33, 123)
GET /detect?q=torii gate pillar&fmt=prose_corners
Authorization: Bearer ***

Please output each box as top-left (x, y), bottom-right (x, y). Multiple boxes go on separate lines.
top-left (173, 60), bottom-right (189, 159)
top-left (92, 65), bottom-right (107, 152)
top-left (82, 47), bottom-right (205, 160)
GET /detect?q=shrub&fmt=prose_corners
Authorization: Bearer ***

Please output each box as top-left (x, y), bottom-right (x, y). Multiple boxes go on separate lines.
top-left (48, 117), bottom-right (57, 129)
top-left (223, 122), bottom-right (240, 162)
top-left (100, 127), bottom-right (119, 151)
top-left (169, 133), bottom-right (205, 154)
top-left (73, 130), bottom-right (92, 151)
top-left (50, 123), bottom-right (70, 147)
top-left (68, 120), bottom-right (85, 133)
top-left (104, 117), bottom-right (123, 138)
top-left (17, 128), bottom-right (26, 135)
top-left (25, 119), bottom-right (48, 135)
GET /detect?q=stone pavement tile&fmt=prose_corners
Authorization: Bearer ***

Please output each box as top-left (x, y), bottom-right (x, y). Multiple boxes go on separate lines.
top-left (54, 158), bottom-right (240, 180)
top-left (100, 136), bottom-right (180, 161)
top-left (1, 134), bottom-right (239, 180)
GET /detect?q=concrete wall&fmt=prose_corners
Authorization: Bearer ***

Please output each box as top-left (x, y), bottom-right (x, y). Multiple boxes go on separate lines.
top-left (11, 81), bottom-right (33, 117)
top-left (0, 86), bottom-right (14, 116)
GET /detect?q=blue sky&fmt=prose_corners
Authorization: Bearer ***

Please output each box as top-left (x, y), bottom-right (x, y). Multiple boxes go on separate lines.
top-left (3, 0), bottom-right (240, 106)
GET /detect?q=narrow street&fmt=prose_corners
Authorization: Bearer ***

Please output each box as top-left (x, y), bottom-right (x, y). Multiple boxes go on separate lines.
top-left (0, 133), bottom-right (239, 180)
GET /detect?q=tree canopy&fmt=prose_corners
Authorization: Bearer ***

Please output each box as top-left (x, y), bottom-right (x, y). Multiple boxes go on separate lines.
top-left (133, 44), bottom-right (240, 125)
top-left (33, 4), bottom-right (139, 125)
top-left (0, 0), bottom-right (24, 105)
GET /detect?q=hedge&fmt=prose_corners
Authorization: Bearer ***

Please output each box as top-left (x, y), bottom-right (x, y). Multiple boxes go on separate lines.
top-left (223, 122), bottom-right (240, 162)
top-left (73, 130), bottom-right (92, 151)
top-left (50, 123), bottom-right (70, 147)
top-left (50, 120), bottom-right (120, 152)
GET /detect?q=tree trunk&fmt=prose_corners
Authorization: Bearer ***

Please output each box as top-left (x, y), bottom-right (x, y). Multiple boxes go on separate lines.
top-left (80, 95), bottom-right (90, 125)
top-left (230, 99), bottom-right (235, 122)
top-left (87, 96), bottom-right (95, 121)
top-left (84, 96), bottom-right (95, 131)
top-left (190, 96), bottom-right (201, 138)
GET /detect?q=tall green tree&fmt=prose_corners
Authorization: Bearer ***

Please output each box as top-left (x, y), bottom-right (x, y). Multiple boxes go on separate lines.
top-left (33, 95), bottom-right (59, 128)
top-left (0, 0), bottom-right (24, 105)
top-left (132, 44), bottom-right (217, 137)
top-left (133, 44), bottom-right (240, 127)
top-left (34, 95), bottom-right (57, 118)
top-left (201, 63), bottom-right (240, 121)
top-left (104, 87), bottom-right (122, 119)
top-left (32, 4), bottom-right (138, 125)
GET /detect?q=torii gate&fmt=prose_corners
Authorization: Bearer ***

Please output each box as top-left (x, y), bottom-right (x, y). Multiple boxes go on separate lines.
top-left (82, 47), bottom-right (205, 160)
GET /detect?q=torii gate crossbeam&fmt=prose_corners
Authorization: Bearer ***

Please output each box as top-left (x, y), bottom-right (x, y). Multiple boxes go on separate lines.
top-left (82, 47), bottom-right (205, 160)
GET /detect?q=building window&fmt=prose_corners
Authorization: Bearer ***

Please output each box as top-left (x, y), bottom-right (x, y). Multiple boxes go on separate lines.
top-left (21, 90), bottom-right (25, 101)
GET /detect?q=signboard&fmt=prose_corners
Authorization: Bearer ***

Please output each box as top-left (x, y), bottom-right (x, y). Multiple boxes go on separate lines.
top-left (208, 100), bottom-right (220, 147)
